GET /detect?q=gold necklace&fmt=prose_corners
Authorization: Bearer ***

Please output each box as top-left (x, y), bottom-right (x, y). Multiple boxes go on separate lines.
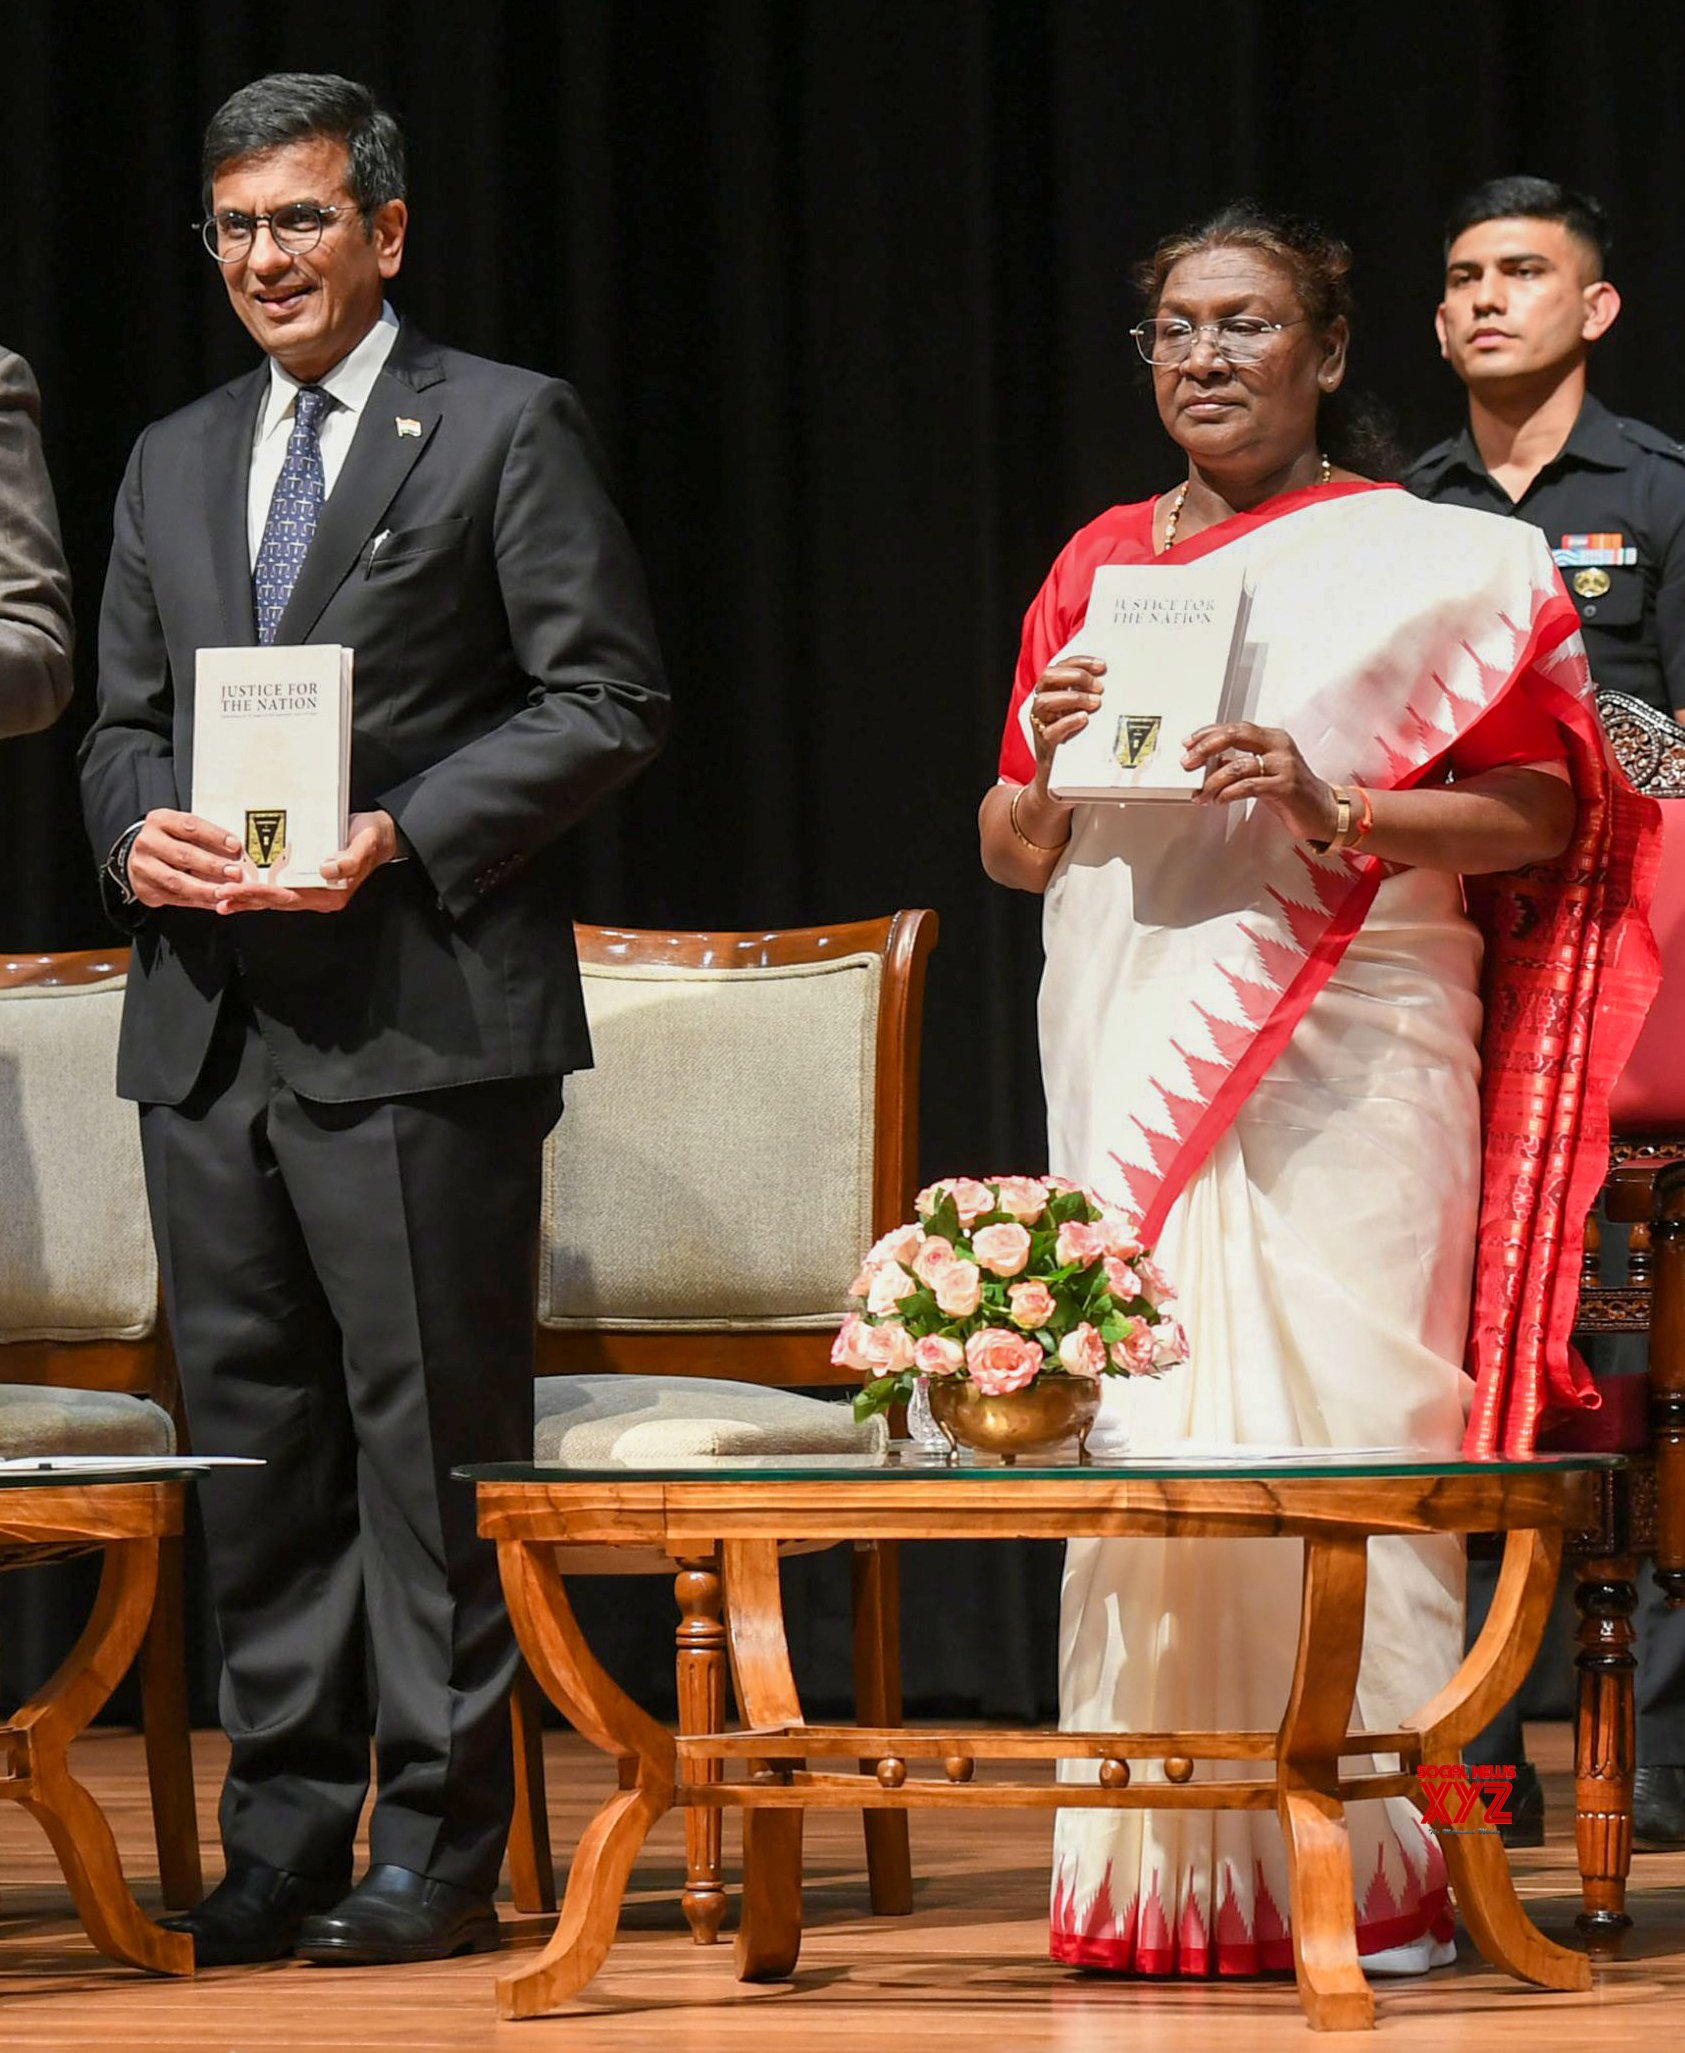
top-left (1161, 453), bottom-right (1333, 552)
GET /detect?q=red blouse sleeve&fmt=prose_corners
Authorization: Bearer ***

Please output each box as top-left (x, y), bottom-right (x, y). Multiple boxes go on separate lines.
top-left (1447, 677), bottom-right (1571, 777)
top-left (998, 561), bottom-right (1070, 784)
top-left (997, 504), bottom-right (1157, 784)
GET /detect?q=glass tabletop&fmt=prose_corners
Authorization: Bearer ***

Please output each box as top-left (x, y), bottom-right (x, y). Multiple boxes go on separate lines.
top-left (460, 1447), bottom-right (1626, 1486)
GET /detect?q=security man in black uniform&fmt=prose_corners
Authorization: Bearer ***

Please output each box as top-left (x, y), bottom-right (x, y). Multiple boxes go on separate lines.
top-left (1409, 173), bottom-right (1685, 1849)
top-left (1410, 176), bottom-right (1685, 720)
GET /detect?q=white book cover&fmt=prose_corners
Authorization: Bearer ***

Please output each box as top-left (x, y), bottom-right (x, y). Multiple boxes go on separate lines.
top-left (191, 646), bottom-right (353, 887)
top-left (1048, 563), bottom-right (1249, 801)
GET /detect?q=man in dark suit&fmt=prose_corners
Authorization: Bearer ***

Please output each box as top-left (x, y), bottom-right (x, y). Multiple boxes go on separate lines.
top-left (80, 73), bottom-right (667, 1966)
top-left (0, 345), bottom-right (73, 736)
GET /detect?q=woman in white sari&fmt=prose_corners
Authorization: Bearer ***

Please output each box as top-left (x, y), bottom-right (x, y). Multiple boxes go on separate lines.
top-left (980, 204), bottom-right (1656, 1979)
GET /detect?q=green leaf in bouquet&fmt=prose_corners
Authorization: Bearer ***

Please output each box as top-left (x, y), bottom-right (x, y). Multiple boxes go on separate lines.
top-left (899, 1284), bottom-right (942, 1333)
top-left (1044, 1187), bottom-right (1087, 1227)
top-left (853, 1375), bottom-right (907, 1423)
top-left (925, 1191), bottom-right (962, 1243)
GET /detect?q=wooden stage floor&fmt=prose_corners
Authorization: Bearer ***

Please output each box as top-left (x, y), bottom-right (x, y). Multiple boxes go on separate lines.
top-left (0, 1722), bottom-right (1680, 2050)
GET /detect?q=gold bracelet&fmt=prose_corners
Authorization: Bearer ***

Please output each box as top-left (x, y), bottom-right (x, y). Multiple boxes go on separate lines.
top-left (1342, 784), bottom-right (1376, 847)
top-left (1009, 783), bottom-right (1070, 854)
top-left (1305, 787), bottom-right (1351, 854)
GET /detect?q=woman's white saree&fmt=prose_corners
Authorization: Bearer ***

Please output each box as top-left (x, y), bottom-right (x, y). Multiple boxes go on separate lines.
top-left (999, 483), bottom-right (1658, 1975)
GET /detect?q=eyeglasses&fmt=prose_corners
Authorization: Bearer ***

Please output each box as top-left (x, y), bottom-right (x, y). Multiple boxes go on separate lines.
top-left (1130, 316), bottom-right (1305, 367)
top-left (196, 203), bottom-right (348, 263)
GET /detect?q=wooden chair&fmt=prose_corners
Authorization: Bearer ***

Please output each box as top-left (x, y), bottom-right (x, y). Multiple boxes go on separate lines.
top-left (0, 948), bottom-right (200, 1910)
top-left (1559, 795), bottom-right (1685, 1938)
top-left (504, 911), bottom-right (937, 1937)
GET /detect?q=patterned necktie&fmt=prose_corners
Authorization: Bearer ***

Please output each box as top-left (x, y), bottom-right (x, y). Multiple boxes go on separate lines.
top-left (253, 385), bottom-right (331, 644)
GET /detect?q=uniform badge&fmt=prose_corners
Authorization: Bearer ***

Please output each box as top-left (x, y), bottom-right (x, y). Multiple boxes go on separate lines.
top-left (1572, 567), bottom-right (1613, 600)
top-left (1556, 532), bottom-right (1636, 567)
top-left (245, 809), bottom-right (286, 867)
top-left (395, 416), bottom-right (422, 438)
top-left (1116, 715), bottom-right (1161, 769)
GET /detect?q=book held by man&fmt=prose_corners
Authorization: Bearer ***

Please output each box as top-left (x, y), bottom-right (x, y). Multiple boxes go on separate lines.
top-left (1048, 563), bottom-right (1249, 801)
top-left (190, 645), bottom-right (354, 887)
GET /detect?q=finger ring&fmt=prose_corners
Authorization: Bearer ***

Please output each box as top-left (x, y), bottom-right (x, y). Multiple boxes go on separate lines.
top-left (1250, 752), bottom-right (1265, 778)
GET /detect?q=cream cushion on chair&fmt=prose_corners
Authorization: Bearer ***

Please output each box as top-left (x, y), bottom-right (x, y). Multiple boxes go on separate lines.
top-left (0, 1385), bottom-right (175, 1457)
top-left (539, 953), bottom-right (880, 1331)
top-left (536, 1376), bottom-right (881, 1574)
top-left (0, 976), bottom-right (157, 1344)
top-left (534, 1374), bottom-right (887, 1465)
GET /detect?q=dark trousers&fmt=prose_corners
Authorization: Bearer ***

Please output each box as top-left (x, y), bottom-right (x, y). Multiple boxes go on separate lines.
top-left (139, 991), bottom-right (561, 1894)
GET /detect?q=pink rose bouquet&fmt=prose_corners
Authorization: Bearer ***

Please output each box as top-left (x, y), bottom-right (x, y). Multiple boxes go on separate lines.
top-left (838, 1174), bottom-right (1188, 1422)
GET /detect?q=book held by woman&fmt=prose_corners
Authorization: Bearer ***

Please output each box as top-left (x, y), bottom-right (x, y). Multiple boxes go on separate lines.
top-left (1049, 563), bottom-right (1248, 801)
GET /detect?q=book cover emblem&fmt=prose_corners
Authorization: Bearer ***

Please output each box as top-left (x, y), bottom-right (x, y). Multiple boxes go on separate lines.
top-left (1115, 714), bottom-right (1162, 770)
top-left (245, 809), bottom-right (286, 867)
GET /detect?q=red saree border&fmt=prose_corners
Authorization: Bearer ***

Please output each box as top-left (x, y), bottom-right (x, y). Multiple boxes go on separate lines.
top-left (1130, 579), bottom-right (1584, 1247)
top-left (1151, 478), bottom-right (1399, 564)
top-left (1134, 861), bottom-right (1383, 1244)
top-left (1461, 634), bottom-right (1662, 1456)
top-left (1050, 1888), bottom-right (1452, 1978)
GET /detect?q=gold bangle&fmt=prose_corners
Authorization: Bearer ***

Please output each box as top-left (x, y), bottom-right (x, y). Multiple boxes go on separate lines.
top-left (1009, 783), bottom-right (1069, 854)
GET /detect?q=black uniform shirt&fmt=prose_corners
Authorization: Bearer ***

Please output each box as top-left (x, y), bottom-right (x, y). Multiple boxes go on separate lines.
top-left (1405, 395), bottom-right (1685, 717)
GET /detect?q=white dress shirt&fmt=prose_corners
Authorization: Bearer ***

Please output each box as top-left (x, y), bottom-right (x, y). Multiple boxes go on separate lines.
top-left (247, 301), bottom-right (401, 564)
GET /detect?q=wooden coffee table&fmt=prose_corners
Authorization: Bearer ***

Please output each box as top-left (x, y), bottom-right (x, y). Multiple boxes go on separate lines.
top-left (469, 1450), bottom-right (1617, 2032)
top-left (0, 1468), bottom-right (202, 1977)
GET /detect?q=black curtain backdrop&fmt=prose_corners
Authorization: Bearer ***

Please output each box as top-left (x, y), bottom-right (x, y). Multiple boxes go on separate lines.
top-left (0, 0), bottom-right (1671, 1724)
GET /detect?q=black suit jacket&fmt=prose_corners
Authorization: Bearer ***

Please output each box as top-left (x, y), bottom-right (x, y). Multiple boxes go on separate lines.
top-left (81, 322), bottom-right (667, 1105)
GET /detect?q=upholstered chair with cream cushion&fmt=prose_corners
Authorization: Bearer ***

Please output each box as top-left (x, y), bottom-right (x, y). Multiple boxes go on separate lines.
top-left (0, 950), bottom-right (198, 1906)
top-left (508, 912), bottom-right (936, 1939)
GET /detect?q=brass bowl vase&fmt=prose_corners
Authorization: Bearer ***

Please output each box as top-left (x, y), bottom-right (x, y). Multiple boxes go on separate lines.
top-left (926, 1375), bottom-right (1101, 1464)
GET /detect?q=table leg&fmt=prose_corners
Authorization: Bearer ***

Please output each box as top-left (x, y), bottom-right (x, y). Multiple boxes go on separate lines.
top-left (1404, 1528), bottom-right (1590, 1992)
top-left (674, 1554), bottom-right (728, 1944)
top-left (1574, 1553), bottom-right (1637, 1943)
top-left (853, 1539), bottom-right (914, 1917)
top-left (1277, 1533), bottom-right (1373, 2033)
top-left (721, 1539), bottom-right (805, 1983)
top-left (7, 1540), bottom-right (193, 1976)
top-left (492, 1539), bottom-right (675, 2021)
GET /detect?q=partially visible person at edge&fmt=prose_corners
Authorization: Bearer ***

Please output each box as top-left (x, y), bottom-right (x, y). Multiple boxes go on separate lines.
top-left (981, 200), bottom-right (1658, 1980)
top-left (1408, 176), bottom-right (1685, 726)
top-left (80, 73), bottom-right (667, 1969)
top-left (1410, 174), bottom-right (1685, 1853)
top-left (0, 345), bottom-right (73, 736)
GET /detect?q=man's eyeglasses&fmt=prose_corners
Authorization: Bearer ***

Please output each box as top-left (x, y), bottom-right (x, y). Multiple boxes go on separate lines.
top-left (1130, 316), bottom-right (1305, 368)
top-left (196, 203), bottom-right (347, 263)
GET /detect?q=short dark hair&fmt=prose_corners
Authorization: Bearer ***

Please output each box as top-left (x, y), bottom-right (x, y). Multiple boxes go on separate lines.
top-left (201, 72), bottom-right (406, 218)
top-left (1443, 176), bottom-right (1611, 273)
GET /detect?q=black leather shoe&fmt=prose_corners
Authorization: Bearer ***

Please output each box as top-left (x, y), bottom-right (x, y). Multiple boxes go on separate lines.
top-left (160, 1860), bottom-right (351, 1966)
top-left (294, 1864), bottom-right (501, 1965)
top-left (1633, 1764), bottom-right (1685, 1847)
top-left (1498, 1760), bottom-right (1545, 1849)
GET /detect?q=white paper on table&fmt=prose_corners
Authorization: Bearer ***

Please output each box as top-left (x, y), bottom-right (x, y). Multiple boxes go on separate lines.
top-left (0, 1455), bottom-right (267, 1474)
